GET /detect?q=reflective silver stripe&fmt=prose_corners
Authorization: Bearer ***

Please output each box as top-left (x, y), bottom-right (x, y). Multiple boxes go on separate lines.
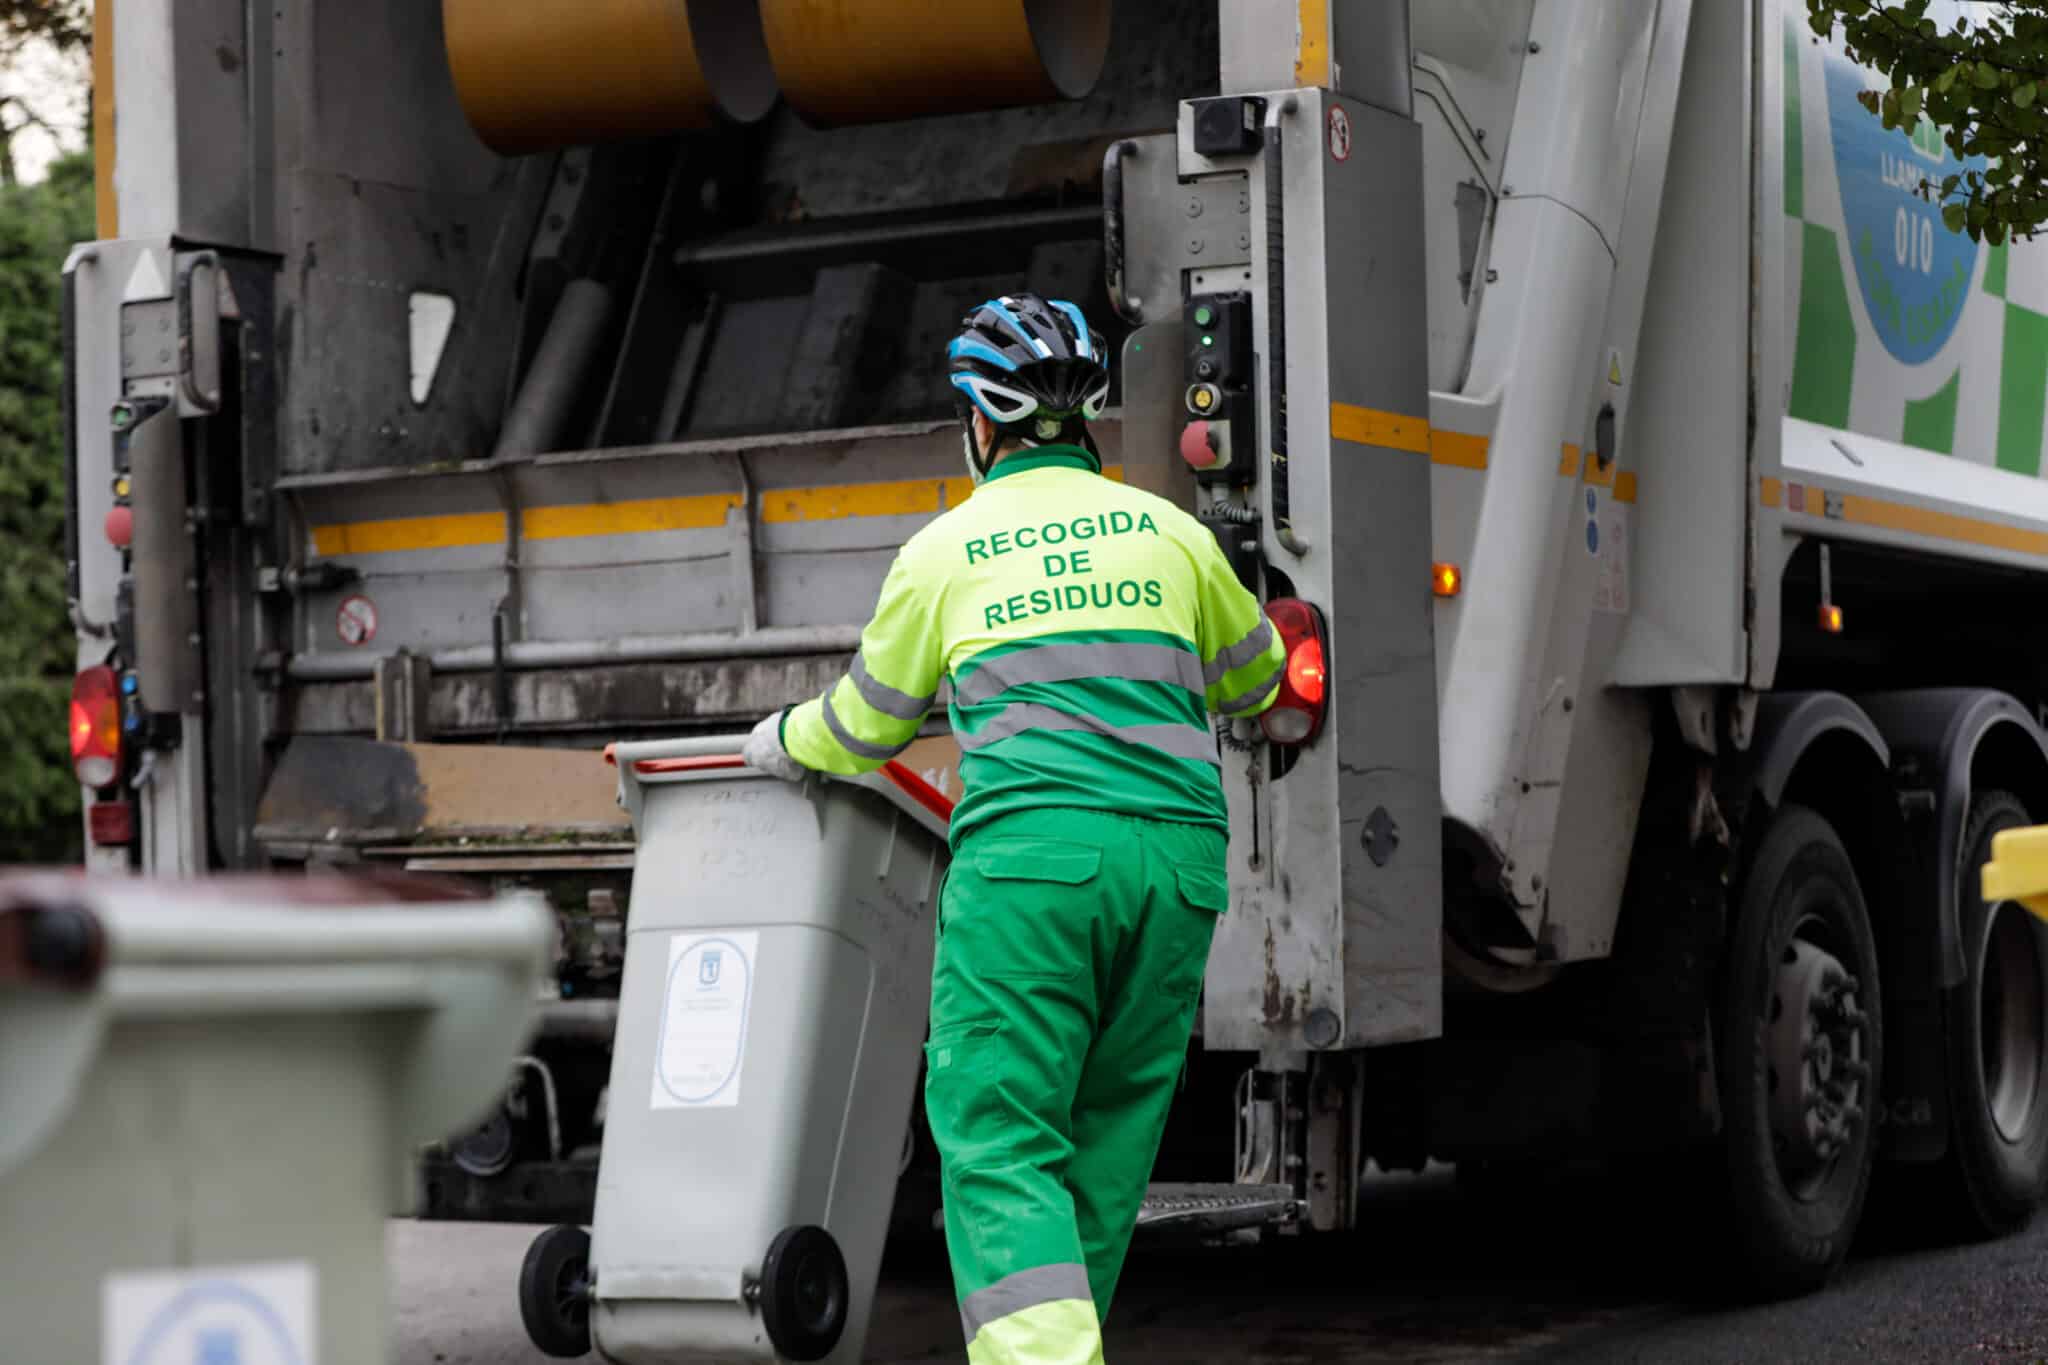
top-left (956, 702), bottom-right (1220, 766)
top-left (1218, 661), bottom-right (1284, 715)
top-left (953, 640), bottom-right (1204, 707)
top-left (821, 690), bottom-right (913, 762)
top-left (960, 1262), bottom-right (1094, 1344)
top-left (849, 651), bottom-right (934, 721)
top-left (1203, 617), bottom-right (1275, 686)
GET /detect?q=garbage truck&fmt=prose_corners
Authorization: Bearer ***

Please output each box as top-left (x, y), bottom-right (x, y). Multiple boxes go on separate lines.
top-left (63, 0), bottom-right (2048, 1298)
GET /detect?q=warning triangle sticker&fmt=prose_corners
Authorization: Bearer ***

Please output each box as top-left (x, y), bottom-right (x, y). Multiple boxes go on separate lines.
top-left (123, 250), bottom-right (168, 302)
top-left (1606, 349), bottom-right (1624, 387)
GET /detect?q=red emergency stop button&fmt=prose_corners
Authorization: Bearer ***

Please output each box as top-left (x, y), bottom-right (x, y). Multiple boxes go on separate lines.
top-left (104, 506), bottom-right (133, 548)
top-left (1181, 420), bottom-right (1221, 470)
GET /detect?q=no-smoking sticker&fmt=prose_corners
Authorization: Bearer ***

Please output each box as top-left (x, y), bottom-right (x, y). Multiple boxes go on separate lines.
top-left (1327, 105), bottom-right (1352, 162)
top-left (336, 594), bottom-right (378, 647)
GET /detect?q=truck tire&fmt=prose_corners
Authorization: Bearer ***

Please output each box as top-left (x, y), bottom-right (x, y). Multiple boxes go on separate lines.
top-left (1719, 804), bottom-right (1882, 1297)
top-left (1939, 790), bottom-right (2048, 1237)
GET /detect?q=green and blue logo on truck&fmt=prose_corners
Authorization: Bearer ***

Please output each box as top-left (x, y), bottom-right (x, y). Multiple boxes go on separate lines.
top-left (1787, 3), bottom-right (2048, 475)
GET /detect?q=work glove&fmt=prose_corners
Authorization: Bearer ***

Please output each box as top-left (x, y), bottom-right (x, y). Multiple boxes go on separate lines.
top-left (743, 710), bottom-right (807, 782)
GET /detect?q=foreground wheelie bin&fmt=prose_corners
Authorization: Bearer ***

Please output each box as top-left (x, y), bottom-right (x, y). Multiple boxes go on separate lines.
top-left (519, 736), bottom-right (951, 1362)
top-left (0, 870), bottom-right (551, 1365)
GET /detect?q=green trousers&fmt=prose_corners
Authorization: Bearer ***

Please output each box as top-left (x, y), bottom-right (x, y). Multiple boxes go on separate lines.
top-left (923, 807), bottom-right (1227, 1365)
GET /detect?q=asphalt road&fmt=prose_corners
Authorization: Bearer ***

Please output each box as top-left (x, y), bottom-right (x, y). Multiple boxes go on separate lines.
top-left (390, 1165), bottom-right (2048, 1363)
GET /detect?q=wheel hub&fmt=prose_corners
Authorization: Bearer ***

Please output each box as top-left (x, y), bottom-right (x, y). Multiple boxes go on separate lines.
top-left (1767, 937), bottom-right (1869, 1187)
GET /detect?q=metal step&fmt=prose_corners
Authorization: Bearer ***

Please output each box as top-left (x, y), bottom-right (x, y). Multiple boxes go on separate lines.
top-left (1134, 1182), bottom-right (1298, 1235)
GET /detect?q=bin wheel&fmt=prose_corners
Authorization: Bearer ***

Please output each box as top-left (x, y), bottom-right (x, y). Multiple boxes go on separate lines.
top-left (519, 1224), bottom-right (592, 1359)
top-left (760, 1224), bottom-right (848, 1362)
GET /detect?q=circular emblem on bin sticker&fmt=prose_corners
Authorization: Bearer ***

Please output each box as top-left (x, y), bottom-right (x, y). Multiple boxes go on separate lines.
top-left (1822, 3), bottom-right (1987, 365)
top-left (1327, 105), bottom-right (1352, 162)
top-left (652, 931), bottom-right (757, 1109)
top-left (108, 1265), bottom-right (315, 1365)
top-left (335, 594), bottom-right (377, 647)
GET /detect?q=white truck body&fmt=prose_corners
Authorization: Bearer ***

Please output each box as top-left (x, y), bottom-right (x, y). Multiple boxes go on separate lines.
top-left (64, 0), bottom-right (2048, 1294)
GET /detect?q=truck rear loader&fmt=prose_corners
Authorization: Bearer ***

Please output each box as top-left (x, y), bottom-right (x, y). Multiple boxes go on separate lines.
top-left (63, 0), bottom-right (2048, 1309)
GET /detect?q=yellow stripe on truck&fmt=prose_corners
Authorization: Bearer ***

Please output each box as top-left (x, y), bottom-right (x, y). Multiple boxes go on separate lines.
top-left (310, 510), bottom-right (507, 557)
top-left (1330, 402), bottom-right (1431, 455)
top-left (308, 467), bottom-right (1126, 557)
top-left (526, 492), bottom-right (742, 539)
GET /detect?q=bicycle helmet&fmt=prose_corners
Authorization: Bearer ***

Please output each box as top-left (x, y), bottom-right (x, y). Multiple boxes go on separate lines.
top-left (947, 293), bottom-right (1110, 482)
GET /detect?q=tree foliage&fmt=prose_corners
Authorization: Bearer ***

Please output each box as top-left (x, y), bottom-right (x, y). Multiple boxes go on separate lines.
top-left (1809, 1), bottom-right (2048, 243)
top-left (0, 150), bottom-right (92, 862)
top-left (0, 0), bottom-right (84, 51)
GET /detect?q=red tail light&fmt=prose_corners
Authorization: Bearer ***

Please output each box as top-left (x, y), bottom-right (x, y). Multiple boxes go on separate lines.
top-left (1260, 598), bottom-right (1329, 746)
top-left (70, 666), bottom-right (122, 789)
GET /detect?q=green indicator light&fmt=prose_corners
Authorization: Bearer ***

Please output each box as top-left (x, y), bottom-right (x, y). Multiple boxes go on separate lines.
top-left (1194, 305), bottom-right (1215, 326)
top-left (1201, 335), bottom-right (1214, 347)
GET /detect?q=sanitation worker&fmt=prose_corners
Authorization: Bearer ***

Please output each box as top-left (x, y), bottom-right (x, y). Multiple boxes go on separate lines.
top-left (744, 292), bottom-right (1286, 1364)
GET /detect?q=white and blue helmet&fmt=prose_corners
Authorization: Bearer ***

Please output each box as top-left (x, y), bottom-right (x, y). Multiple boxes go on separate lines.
top-left (947, 293), bottom-right (1110, 479)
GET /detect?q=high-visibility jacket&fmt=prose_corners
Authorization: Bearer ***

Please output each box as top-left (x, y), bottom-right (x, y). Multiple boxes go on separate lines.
top-left (783, 444), bottom-right (1286, 847)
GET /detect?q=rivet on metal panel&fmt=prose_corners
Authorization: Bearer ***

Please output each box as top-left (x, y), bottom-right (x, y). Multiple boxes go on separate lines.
top-left (1186, 196), bottom-right (1205, 219)
top-left (1188, 238), bottom-right (1205, 255)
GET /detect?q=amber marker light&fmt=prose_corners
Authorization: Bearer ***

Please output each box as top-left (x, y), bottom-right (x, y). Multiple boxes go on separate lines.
top-left (1433, 563), bottom-right (1463, 598)
top-left (1818, 603), bottom-right (1845, 634)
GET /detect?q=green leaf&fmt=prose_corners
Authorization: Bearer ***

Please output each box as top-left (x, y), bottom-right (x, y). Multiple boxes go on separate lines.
top-left (1943, 202), bottom-right (1968, 232)
top-left (1976, 60), bottom-right (2003, 88)
top-left (1936, 64), bottom-right (1959, 92)
top-left (2019, 81), bottom-right (2039, 109)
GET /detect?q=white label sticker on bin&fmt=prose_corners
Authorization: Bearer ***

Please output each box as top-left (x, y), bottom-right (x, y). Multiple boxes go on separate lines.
top-left (652, 930), bottom-right (759, 1110)
top-left (103, 1260), bottom-right (316, 1365)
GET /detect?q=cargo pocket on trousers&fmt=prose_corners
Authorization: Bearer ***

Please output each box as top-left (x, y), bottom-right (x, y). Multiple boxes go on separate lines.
top-left (960, 837), bottom-right (1103, 982)
top-left (923, 1019), bottom-right (1005, 1145)
top-left (1163, 864), bottom-right (1229, 1002)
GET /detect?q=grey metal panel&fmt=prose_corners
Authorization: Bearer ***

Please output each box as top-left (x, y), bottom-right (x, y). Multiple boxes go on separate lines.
top-left (171, 0), bottom-right (254, 246)
top-left (126, 405), bottom-right (202, 713)
top-left (267, 654), bottom-right (843, 738)
top-left (300, 571), bottom-right (507, 656)
top-left (268, 0), bottom-right (544, 477)
top-left (1110, 134), bottom-right (1252, 326)
top-left (1320, 97), bottom-right (1442, 1042)
top-left (1115, 321), bottom-right (1196, 506)
top-left (760, 550), bottom-right (902, 630)
top-left (521, 563), bottom-right (740, 642)
top-left (1333, 2), bottom-right (1415, 118)
top-left (280, 420), bottom-right (1127, 678)
top-left (686, 295), bottom-right (812, 435)
top-left (783, 265), bottom-right (915, 430)
top-left (1203, 93), bottom-right (1441, 1054)
top-left (66, 244), bottom-right (145, 636)
top-left (281, 170), bottom-right (537, 475)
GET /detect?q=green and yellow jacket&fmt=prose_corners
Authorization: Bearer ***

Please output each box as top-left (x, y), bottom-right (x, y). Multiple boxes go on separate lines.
top-left (783, 445), bottom-right (1286, 847)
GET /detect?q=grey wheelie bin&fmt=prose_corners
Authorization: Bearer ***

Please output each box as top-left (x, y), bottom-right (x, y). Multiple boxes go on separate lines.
top-left (521, 735), bottom-right (951, 1363)
top-left (0, 871), bottom-right (552, 1365)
